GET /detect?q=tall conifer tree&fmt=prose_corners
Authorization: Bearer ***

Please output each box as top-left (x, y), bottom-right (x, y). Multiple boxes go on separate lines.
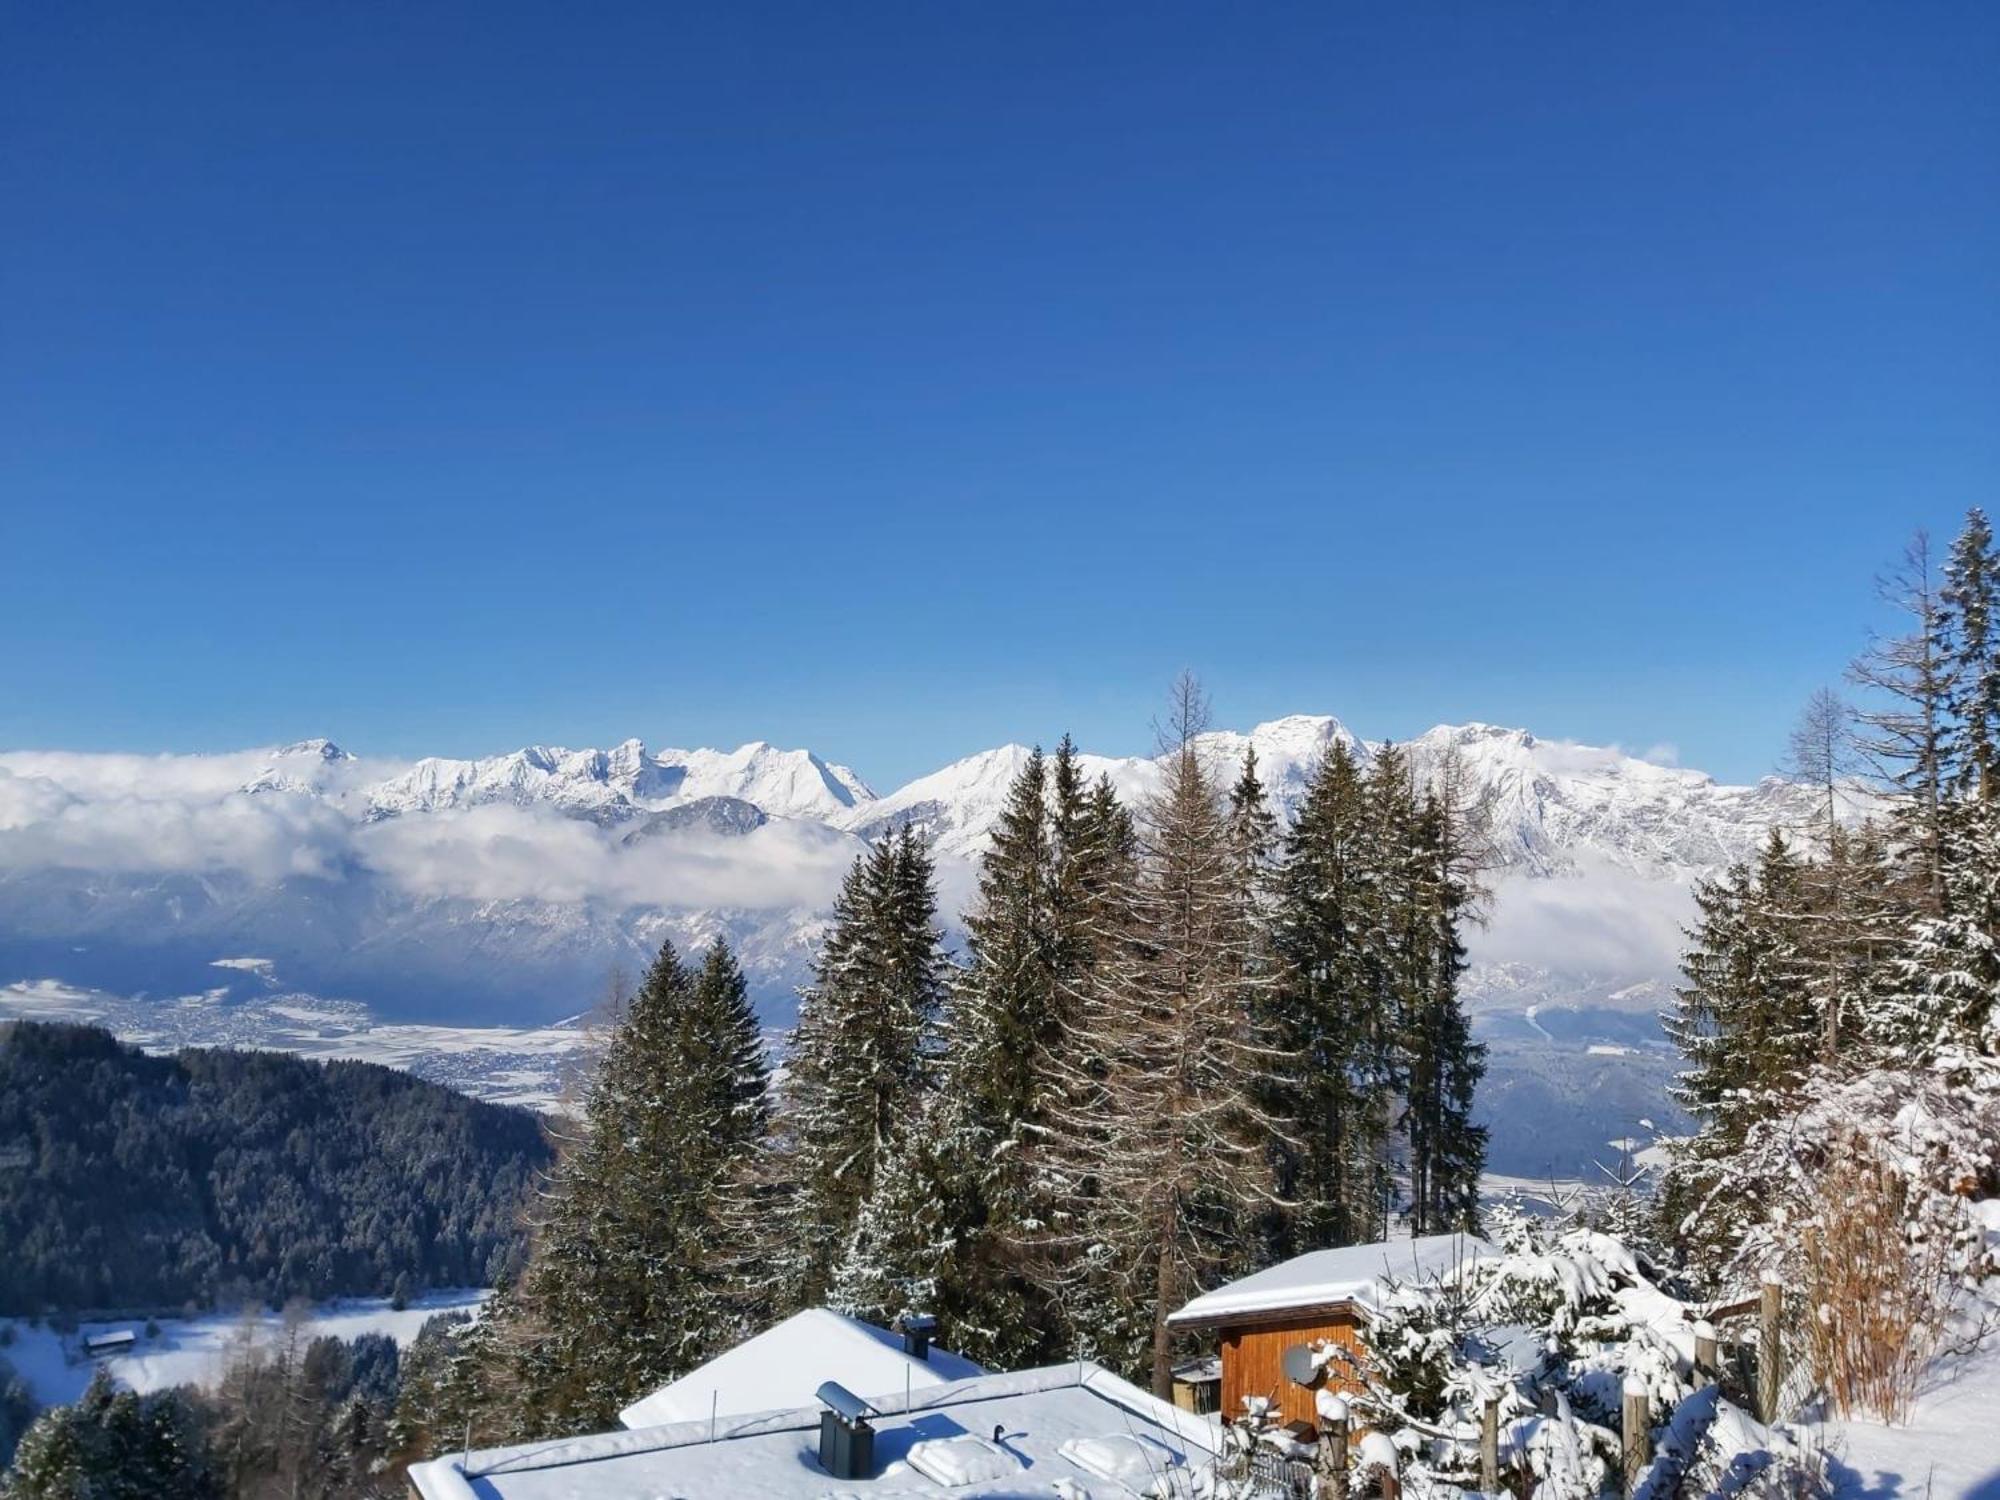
top-left (1400, 794), bottom-right (1486, 1233)
top-left (777, 829), bottom-right (948, 1307)
top-left (1267, 740), bottom-right (1395, 1250)
top-left (1041, 677), bottom-right (1277, 1396)
top-left (496, 938), bottom-right (772, 1436)
top-left (1942, 507), bottom-right (2000, 801)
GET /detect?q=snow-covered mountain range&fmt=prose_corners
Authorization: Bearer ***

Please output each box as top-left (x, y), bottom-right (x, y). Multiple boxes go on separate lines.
top-left (0, 718), bottom-right (1829, 1173)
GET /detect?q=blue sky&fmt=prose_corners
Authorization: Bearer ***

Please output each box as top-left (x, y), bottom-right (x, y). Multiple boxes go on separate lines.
top-left (3, 3), bottom-right (1995, 789)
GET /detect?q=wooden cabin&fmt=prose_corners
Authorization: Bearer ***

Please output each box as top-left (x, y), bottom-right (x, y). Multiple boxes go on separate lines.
top-left (1167, 1234), bottom-right (1489, 1430)
top-left (83, 1329), bottom-right (137, 1359)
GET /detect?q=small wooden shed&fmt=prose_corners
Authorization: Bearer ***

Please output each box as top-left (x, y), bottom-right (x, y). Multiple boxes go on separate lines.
top-left (1167, 1234), bottom-right (1490, 1430)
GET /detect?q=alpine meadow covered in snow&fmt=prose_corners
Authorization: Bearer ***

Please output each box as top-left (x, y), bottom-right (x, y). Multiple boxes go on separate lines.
top-left (5, 3), bottom-right (1998, 1496)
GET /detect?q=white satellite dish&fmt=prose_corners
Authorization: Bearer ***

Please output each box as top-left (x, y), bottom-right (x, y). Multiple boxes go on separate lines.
top-left (1281, 1344), bottom-right (1317, 1386)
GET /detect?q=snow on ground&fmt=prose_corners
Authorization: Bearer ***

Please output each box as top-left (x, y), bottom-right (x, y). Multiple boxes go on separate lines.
top-left (1821, 1333), bottom-right (2000, 1498)
top-left (1, 1290), bottom-right (486, 1408)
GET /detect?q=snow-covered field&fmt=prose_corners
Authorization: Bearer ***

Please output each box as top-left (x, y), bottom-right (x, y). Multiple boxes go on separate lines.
top-left (1, 1290), bottom-right (486, 1408)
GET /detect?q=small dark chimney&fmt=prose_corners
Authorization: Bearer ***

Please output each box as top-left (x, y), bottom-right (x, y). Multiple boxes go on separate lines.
top-left (815, 1382), bottom-right (875, 1480)
top-left (898, 1313), bottom-right (937, 1363)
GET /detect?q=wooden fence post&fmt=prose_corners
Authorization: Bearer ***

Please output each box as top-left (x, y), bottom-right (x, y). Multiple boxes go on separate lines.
top-left (1692, 1320), bottom-right (1718, 1391)
top-left (1758, 1276), bottom-right (1783, 1423)
top-left (1621, 1376), bottom-right (1650, 1493)
top-left (1480, 1398), bottom-right (1499, 1493)
top-left (1321, 1406), bottom-right (1349, 1497)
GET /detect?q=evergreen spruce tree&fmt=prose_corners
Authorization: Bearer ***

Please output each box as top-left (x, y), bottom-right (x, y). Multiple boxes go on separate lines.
top-left (1878, 794), bottom-right (2000, 1058)
top-left (3, 1372), bottom-right (220, 1500)
top-left (1668, 832), bottom-right (1819, 1144)
top-left (1225, 746), bottom-right (1280, 923)
top-left (833, 749), bottom-right (1055, 1365)
top-left (1032, 764), bottom-right (1154, 1372)
top-left (1266, 740), bottom-right (1396, 1252)
top-left (1663, 832), bottom-right (1821, 1258)
top-left (775, 829), bottom-right (948, 1308)
top-left (826, 1102), bottom-right (960, 1336)
top-left (492, 938), bottom-right (772, 1436)
top-left (1942, 506), bottom-right (2000, 801)
top-left (947, 747), bottom-right (1055, 1180)
top-left (1400, 793), bottom-right (1487, 1234)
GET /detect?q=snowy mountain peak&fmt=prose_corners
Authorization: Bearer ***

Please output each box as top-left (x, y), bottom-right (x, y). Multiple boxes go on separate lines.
top-left (360, 737), bottom-right (875, 826)
top-left (1237, 713), bottom-right (1358, 756)
top-left (272, 738), bottom-right (350, 762)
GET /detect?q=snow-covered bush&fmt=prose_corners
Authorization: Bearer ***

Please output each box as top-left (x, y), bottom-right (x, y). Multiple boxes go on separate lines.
top-left (1694, 1053), bottom-right (2000, 1421)
top-left (1631, 1387), bottom-right (1828, 1500)
top-left (1300, 1219), bottom-right (1827, 1499)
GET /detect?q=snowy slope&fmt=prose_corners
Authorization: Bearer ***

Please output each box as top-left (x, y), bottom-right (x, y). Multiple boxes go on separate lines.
top-left (1824, 1336), bottom-right (2000, 1497)
top-left (2, 1292), bottom-right (486, 1409)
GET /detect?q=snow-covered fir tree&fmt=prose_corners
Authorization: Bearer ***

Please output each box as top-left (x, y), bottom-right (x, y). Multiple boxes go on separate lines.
top-left (1662, 832), bottom-right (1825, 1261)
top-left (1878, 793), bottom-right (2000, 1058)
top-left (5, 1372), bottom-right (219, 1500)
top-left (832, 748), bottom-right (1058, 1365)
top-left (1662, 508), bottom-right (2000, 1294)
top-left (1265, 739), bottom-right (1397, 1250)
top-left (774, 827), bottom-right (949, 1307)
top-left (1224, 745), bottom-right (1280, 927)
top-left (1400, 792), bottom-right (1487, 1234)
top-left (477, 937), bottom-right (773, 1437)
top-left (1941, 505), bottom-right (1998, 800)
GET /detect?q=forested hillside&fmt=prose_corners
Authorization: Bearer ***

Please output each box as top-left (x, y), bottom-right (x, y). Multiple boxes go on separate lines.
top-left (0, 1023), bottom-right (549, 1316)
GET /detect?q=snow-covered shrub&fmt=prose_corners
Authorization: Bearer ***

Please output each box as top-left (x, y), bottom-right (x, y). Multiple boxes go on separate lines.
top-left (1631, 1387), bottom-right (1829, 1500)
top-left (1702, 1054), bottom-right (2000, 1421)
top-left (1293, 1216), bottom-right (1716, 1497)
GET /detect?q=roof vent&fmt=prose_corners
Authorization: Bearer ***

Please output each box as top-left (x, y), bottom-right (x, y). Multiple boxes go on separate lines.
top-left (815, 1382), bottom-right (875, 1480)
top-left (897, 1312), bottom-right (937, 1363)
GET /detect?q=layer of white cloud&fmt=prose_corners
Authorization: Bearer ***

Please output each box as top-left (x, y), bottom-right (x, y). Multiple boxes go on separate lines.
top-left (0, 752), bottom-right (856, 915)
top-left (1466, 853), bottom-right (1694, 981)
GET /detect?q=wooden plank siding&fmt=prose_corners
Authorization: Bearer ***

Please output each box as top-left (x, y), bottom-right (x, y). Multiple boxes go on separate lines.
top-left (1216, 1309), bottom-right (1366, 1428)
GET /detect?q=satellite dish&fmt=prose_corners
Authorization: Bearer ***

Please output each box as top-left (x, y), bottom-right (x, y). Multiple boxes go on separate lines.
top-left (1281, 1344), bottom-right (1318, 1386)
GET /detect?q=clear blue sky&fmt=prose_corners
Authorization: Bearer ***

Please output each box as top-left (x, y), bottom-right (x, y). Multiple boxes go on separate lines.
top-left (4, 3), bottom-right (1995, 789)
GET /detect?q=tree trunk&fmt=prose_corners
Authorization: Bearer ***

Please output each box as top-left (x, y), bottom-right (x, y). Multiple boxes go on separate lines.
top-left (1151, 1207), bottom-right (1179, 1397)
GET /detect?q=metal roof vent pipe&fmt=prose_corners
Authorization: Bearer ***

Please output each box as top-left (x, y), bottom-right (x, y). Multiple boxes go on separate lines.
top-left (815, 1382), bottom-right (876, 1480)
top-left (897, 1312), bottom-right (937, 1363)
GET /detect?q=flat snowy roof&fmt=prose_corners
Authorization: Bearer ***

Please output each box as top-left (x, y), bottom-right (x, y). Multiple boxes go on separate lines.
top-left (410, 1362), bottom-right (1221, 1499)
top-left (618, 1308), bottom-right (983, 1430)
top-left (1168, 1233), bottom-right (1493, 1327)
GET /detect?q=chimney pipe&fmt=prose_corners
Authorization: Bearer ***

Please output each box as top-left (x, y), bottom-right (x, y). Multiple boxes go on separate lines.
top-left (815, 1383), bottom-right (875, 1480)
top-left (899, 1313), bottom-right (937, 1363)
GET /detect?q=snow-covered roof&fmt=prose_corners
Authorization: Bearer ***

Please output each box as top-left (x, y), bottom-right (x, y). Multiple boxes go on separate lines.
top-left (1168, 1233), bottom-right (1493, 1327)
top-left (617, 1308), bottom-right (983, 1430)
top-left (410, 1361), bottom-right (1221, 1499)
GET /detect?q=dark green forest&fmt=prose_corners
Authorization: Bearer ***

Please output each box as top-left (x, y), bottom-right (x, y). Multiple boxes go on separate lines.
top-left (0, 1023), bottom-right (549, 1316)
